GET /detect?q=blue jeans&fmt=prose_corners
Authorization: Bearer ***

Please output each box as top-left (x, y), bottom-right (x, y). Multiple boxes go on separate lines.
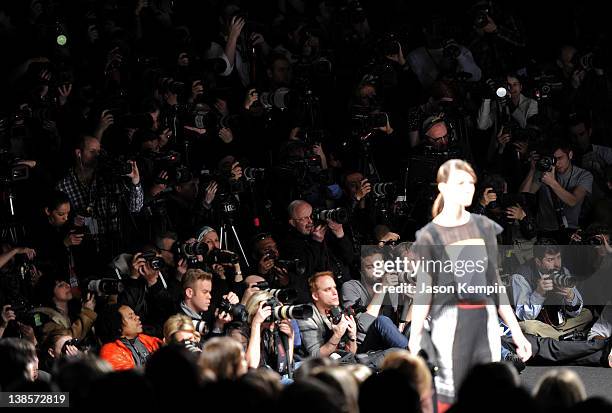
top-left (359, 315), bottom-right (408, 352)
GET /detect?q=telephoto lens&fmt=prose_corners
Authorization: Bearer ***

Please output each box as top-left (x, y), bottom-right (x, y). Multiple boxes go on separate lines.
top-left (313, 207), bottom-right (349, 224)
top-left (87, 279), bottom-right (124, 295)
top-left (182, 242), bottom-right (209, 256)
top-left (269, 304), bottom-right (313, 321)
top-left (550, 270), bottom-right (577, 289)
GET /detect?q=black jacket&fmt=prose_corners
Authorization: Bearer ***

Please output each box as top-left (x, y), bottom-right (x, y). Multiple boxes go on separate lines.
top-left (281, 227), bottom-right (354, 304)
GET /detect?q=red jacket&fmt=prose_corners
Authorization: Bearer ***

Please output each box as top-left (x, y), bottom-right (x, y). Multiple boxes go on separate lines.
top-left (99, 334), bottom-right (162, 370)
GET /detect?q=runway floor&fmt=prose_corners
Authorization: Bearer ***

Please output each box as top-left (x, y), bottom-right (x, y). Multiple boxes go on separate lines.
top-left (520, 366), bottom-right (612, 400)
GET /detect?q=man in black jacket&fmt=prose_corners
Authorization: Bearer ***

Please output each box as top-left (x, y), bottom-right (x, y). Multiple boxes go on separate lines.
top-left (281, 200), bottom-right (354, 303)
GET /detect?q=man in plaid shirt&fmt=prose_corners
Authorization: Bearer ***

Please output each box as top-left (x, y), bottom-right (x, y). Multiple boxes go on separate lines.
top-left (56, 136), bottom-right (144, 261)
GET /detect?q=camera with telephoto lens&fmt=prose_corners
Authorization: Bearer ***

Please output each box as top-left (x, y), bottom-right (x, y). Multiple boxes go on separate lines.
top-left (312, 207), bottom-right (349, 224)
top-left (141, 252), bottom-right (165, 270)
top-left (328, 304), bottom-right (367, 325)
top-left (177, 241), bottom-right (209, 257)
top-left (536, 155), bottom-right (556, 173)
top-left (206, 249), bottom-right (239, 265)
top-left (544, 270), bottom-right (577, 289)
top-left (263, 298), bottom-right (313, 321)
top-left (87, 278), bottom-right (124, 295)
top-left (254, 282), bottom-right (299, 303)
top-left (218, 299), bottom-right (248, 323)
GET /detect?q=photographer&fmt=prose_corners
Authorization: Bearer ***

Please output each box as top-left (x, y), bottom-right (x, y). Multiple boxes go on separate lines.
top-left (283, 200), bottom-right (354, 303)
top-left (341, 248), bottom-right (410, 353)
top-left (97, 304), bottom-right (162, 370)
top-left (519, 142), bottom-right (593, 242)
top-left (569, 115), bottom-right (612, 192)
top-left (244, 290), bottom-right (296, 376)
top-left (162, 314), bottom-right (202, 350)
top-left (477, 74), bottom-right (538, 168)
top-left (33, 274), bottom-right (96, 344)
top-left (56, 135), bottom-right (144, 266)
top-left (296, 272), bottom-right (357, 358)
top-left (178, 269), bottom-right (240, 340)
top-left (407, 19), bottom-right (482, 89)
top-left (28, 190), bottom-right (80, 281)
top-left (251, 233), bottom-right (290, 288)
top-left (473, 174), bottom-right (536, 245)
top-left (117, 251), bottom-right (174, 338)
top-left (512, 240), bottom-right (592, 339)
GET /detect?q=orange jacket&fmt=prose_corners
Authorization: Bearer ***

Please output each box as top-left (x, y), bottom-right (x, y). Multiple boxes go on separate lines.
top-left (99, 334), bottom-right (162, 370)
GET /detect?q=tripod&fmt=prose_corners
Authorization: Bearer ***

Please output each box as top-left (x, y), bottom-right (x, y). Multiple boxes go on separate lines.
top-left (1, 184), bottom-right (26, 244)
top-left (218, 210), bottom-right (250, 268)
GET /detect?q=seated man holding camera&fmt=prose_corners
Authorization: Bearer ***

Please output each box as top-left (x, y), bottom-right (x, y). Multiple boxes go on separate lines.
top-left (519, 142), bottom-right (593, 243)
top-left (178, 268), bottom-right (240, 340)
top-left (512, 240), bottom-right (592, 339)
top-left (342, 247), bottom-right (410, 353)
top-left (297, 272), bottom-right (357, 358)
top-left (283, 200), bottom-right (354, 304)
top-left (251, 232), bottom-right (292, 288)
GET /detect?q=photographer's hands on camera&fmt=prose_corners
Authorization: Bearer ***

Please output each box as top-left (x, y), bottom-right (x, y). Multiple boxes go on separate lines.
top-left (330, 314), bottom-right (357, 345)
top-left (313, 220), bottom-right (344, 243)
top-left (130, 252), bottom-right (159, 286)
top-left (215, 292), bottom-right (239, 329)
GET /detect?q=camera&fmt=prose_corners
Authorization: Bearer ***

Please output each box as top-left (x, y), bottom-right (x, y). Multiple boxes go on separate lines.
top-left (177, 241), bottom-right (209, 257)
top-left (328, 304), bottom-right (366, 325)
top-left (536, 155), bottom-right (556, 173)
top-left (442, 39), bottom-right (461, 59)
top-left (570, 232), bottom-right (605, 246)
top-left (218, 299), bottom-right (248, 323)
top-left (0, 149), bottom-right (30, 183)
top-left (159, 77), bottom-right (186, 96)
top-left (260, 88), bottom-right (292, 111)
top-left (545, 270), bottom-right (577, 289)
top-left (264, 299), bottom-right (313, 321)
top-left (276, 258), bottom-right (306, 276)
top-left (141, 252), bottom-right (165, 270)
top-left (312, 207), bottom-right (349, 224)
top-left (206, 249), bottom-right (239, 265)
top-left (351, 112), bottom-right (389, 132)
top-left (243, 167), bottom-right (265, 181)
top-left (61, 338), bottom-right (87, 355)
top-left (87, 278), bottom-right (124, 295)
top-left (372, 182), bottom-right (395, 198)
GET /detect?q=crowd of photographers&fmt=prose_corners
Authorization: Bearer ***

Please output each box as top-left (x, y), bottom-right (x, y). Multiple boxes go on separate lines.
top-left (1, 0), bottom-right (612, 411)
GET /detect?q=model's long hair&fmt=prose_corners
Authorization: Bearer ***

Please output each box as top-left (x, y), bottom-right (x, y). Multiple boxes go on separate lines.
top-left (431, 159), bottom-right (477, 218)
